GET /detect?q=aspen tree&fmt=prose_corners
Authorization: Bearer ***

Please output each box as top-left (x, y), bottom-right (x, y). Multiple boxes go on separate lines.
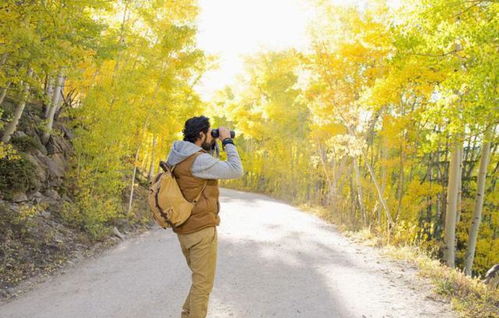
top-left (464, 127), bottom-right (494, 275)
top-left (2, 69), bottom-right (33, 143)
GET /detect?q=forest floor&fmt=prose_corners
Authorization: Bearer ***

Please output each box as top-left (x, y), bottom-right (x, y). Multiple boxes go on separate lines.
top-left (0, 188), bottom-right (458, 318)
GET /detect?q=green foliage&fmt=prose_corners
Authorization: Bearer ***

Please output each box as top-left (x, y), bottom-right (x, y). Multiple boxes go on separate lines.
top-left (60, 200), bottom-right (113, 242)
top-left (17, 203), bottom-right (47, 222)
top-left (214, 50), bottom-right (313, 203)
top-left (0, 141), bottom-right (20, 161)
top-left (43, 0), bottom-right (205, 238)
top-left (11, 135), bottom-right (43, 153)
top-left (0, 154), bottom-right (37, 198)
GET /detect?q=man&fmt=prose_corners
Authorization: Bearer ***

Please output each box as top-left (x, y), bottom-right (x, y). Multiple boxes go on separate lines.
top-left (166, 115), bottom-right (243, 318)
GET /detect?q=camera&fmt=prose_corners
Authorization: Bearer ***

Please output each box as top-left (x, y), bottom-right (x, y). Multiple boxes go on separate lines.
top-left (211, 128), bottom-right (235, 139)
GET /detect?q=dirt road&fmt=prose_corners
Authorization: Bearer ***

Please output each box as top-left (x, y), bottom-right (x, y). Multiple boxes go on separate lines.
top-left (0, 188), bottom-right (456, 318)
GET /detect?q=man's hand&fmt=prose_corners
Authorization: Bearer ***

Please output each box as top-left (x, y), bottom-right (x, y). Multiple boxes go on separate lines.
top-left (218, 127), bottom-right (231, 140)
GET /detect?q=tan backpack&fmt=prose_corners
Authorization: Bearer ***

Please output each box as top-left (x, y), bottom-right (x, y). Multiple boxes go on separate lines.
top-left (148, 161), bottom-right (207, 229)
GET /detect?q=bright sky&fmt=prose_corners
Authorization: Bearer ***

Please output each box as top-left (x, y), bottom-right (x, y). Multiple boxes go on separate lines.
top-left (194, 0), bottom-right (402, 100)
top-left (195, 0), bottom-right (317, 100)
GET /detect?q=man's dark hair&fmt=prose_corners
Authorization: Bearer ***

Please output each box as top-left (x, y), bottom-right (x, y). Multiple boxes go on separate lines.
top-left (183, 116), bottom-right (210, 143)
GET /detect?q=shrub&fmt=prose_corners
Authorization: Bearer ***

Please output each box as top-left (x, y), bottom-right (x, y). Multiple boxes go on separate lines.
top-left (11, 135), bottom-right (43, 153)
top-left (0, 154), bottom-right (38, 198)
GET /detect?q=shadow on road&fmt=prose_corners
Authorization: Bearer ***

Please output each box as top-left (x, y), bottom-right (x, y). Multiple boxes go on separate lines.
top-left (210, 225), bottom-right (357, 317)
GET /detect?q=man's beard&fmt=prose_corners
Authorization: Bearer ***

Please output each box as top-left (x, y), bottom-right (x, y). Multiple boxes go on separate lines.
top-left (201, 135), bottom-right (216, 152)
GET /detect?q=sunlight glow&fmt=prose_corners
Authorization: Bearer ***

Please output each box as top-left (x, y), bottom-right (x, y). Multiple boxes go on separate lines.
top-left (194, 0), bottom-right (401, 100)
top-left (195, 0), bottom-right (315, 100)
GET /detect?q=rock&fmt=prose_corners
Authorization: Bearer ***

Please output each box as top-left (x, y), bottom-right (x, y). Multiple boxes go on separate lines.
top-left (12, 192), bottom-right (28, 202)
top-left (46, 153), bottom-right (66, 178)
top-left (31, 191), bottom-right (47, 204)
top-left (113, 227), bottom-right (126, 240)
top-left (24, 154), bottom-right (48, 185)
top-left (45, 189), bottom-right (60, 200)
top-left (114, 218), bottom-right (129, 228)
top-left (40, 210), bottom-right (51, 218)
top-left (31, 133), bottom-right (48, 155)
top-left (13, 131), bottom-right (27, 138)
top-left (32, 191), bottom-right (43, 198)
top-left (46, 135), bottom-right (72, 156)
top-left (0, 289), bottom-right (9, 298)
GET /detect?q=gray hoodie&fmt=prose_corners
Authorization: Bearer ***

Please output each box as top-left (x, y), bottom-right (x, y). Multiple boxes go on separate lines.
top-left (165, 140), bottom-right (244, 179)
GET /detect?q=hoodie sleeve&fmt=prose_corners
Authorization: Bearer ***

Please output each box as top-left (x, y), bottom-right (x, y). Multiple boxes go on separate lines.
top-left (191, 144), bottom-right (244, 179)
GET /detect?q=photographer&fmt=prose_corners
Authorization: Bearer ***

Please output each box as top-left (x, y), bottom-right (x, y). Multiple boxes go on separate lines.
top-left (165, 115), bottom-right (243, 318)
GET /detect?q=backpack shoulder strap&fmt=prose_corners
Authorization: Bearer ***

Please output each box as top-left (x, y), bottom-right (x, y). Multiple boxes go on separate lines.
top-left (191, 151), bottom-right (208, 204)
top-left (159, 161), bottom-right (176, 174)
top-left (192, 180), bottom-right (208, 204)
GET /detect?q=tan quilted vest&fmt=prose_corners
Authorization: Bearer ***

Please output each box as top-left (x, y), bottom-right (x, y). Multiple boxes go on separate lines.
top-left (172, 150), bottom-right (220, 234)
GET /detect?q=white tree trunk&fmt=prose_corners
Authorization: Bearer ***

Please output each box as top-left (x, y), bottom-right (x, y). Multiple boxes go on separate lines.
top-left (456, 168), bottom-right (462, 225)
top-left (318, 144), bottom-right (335, 205)
top-left (1, 69), bottom-right (33, 143)
top-left (353, 157), bottom-right (367, 226)
top-left (0, 82), bottom-right (10, 106)
top-left (0, 53), bottom-right (8, 68)
top-left (147, 135), bottom-right (157, 182)
top-left (379, 143), bottom-right (387, 225)
top-left (365, 160), bottom-right (394, 228)
top-left (42, 72), bottom-right (65, 144)
top-left (464, 132), bottom-right (492, 276)
top-left (44, 76), bottom-right (55, 118)
top-left (443, 141), bottom-right (463, 268)
top-left (127, 146), bottom-right (141, 216)
top-left (337, 112), bottom-right (393, 228)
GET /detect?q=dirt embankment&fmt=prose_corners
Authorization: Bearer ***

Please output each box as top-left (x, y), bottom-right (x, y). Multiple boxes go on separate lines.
top-left (0, 98), bottom-right (153, 300)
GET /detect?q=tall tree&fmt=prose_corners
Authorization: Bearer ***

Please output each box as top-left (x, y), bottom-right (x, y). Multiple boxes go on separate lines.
top-left (1, 69), bottom-right (33, 143)
top-left (42, 72), bottom-right (65, 144)
top-left (464, 127), bottom-right (494, 275)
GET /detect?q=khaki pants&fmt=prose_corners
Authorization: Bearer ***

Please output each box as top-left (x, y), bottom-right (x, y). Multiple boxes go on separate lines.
top-left (177, 226), bottom-right (218, 318)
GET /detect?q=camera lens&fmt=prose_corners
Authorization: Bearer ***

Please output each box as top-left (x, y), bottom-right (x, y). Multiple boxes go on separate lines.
top-left (211, 128), bottom-right (236, 139)
top-left (211, 129), bottom-right (219, 138)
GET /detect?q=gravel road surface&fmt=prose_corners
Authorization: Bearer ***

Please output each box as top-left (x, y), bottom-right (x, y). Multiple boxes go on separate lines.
top-left (0, 188), bottom-right (457, 318)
